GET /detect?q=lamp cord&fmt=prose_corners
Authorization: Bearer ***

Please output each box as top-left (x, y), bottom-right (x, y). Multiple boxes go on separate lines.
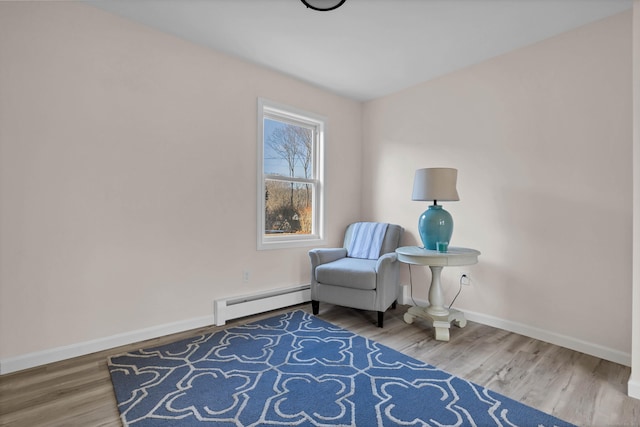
top-left (448, 276), bottom-right (463, 309)
top-left (407, 264), bottom-right (462, 309)
top-left (408, 264), bottom-right (423, 308)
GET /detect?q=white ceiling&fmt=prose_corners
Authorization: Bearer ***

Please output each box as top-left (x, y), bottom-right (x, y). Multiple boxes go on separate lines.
top-left (88, 0), bottom-right (632, 101)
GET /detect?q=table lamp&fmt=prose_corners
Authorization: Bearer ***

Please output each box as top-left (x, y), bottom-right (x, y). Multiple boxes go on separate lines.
top-left (412, 168), bottom-right (459, 250)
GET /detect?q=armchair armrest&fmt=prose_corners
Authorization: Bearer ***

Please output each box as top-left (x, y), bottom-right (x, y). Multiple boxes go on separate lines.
top-left (375, 252), bottom-right (398, 272)
top-left (374, 252), bottom-right (400, 311)
top-left (309, 248), bottom-right (348, 268)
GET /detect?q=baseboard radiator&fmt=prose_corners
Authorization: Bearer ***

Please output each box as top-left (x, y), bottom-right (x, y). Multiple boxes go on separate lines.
top-left (214, 284), bottom-right (311, 326)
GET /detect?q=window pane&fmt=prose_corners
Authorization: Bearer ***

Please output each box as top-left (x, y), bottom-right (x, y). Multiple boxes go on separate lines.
top-left (264, 179), bottom-right (314, 235)
top-left (264, 118), bottom-right (313, 179)
top-left (258, 98), bottom-right (324, 250)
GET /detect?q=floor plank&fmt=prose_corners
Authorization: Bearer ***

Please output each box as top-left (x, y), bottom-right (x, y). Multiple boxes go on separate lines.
top-left (1, 303), bottom-right (639, 426)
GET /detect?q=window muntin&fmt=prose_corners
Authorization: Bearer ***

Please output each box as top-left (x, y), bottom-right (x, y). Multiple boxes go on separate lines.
top-left (257, 99), bottom-right (325, 249)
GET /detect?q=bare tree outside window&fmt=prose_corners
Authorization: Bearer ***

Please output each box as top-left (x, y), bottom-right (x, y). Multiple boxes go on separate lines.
top-left (264, 119), bottom-right (314, 235)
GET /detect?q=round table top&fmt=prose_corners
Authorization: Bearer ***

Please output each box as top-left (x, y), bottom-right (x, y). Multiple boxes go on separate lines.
top-left (395, 246), bottom-right (481, 267)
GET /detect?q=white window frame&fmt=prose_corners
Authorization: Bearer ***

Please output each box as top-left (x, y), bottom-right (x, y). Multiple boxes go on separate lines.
top-left (257, 98), bottom-right (326, 250)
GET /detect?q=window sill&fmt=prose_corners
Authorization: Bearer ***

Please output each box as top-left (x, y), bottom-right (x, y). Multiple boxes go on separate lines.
top-left (258, 236), bottom-right (326, 251)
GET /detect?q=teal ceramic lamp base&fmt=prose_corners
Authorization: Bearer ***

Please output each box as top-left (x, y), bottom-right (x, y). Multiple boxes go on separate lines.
top-left (418, 204), bottom-right (453, 250)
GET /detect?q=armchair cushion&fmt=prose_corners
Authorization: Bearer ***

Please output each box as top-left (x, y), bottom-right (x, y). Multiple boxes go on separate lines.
top-left (315, 258), bottom-right (377, 290)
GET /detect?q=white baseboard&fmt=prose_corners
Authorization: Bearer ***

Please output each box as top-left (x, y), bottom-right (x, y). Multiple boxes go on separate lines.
top-left (0, 314), bottom-right (215, 375)
top-left (2, 287), bottom-right (632, 375)
top-left (463, 309), bottom-right (631, 367)
top-left (1, 284), bottom-right (313, 375)
top-left (400, 286), bottom-right (631, 367)
top-left (628, 378), bottom-right (640, 400)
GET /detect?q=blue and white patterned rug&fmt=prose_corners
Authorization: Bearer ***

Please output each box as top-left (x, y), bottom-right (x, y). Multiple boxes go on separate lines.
top-left (108, 310), bottom-right (575, 426)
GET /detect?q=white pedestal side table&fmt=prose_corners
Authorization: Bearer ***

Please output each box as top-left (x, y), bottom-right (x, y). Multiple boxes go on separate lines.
top-left (395, 246), bottom-right (481, 341)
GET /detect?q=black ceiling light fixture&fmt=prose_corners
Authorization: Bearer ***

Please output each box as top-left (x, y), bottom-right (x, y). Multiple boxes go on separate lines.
top-left (301, 0), bottom-right (346, 12)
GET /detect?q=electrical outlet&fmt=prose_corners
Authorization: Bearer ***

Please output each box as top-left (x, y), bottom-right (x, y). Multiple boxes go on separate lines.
top-left (242, 269), bottom-right (250, 283)
top-left (460, 274), bottom-right (471, 286)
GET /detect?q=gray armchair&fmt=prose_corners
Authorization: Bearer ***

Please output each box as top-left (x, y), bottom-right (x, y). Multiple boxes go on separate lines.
top-left (309, 222), bottom-right (404, 327)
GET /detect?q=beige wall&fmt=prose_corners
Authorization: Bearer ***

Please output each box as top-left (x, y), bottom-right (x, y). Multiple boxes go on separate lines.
top-left (363, 12), bottom-right (633, 355)
top-left (630, 0), bottom-right (640, 398)
top-left (0, 3), bottom-right (362, 359)
top-left (0, 1), bottom-right (635, 372)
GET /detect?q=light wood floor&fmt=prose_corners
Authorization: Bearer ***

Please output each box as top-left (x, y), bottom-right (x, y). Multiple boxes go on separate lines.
top-left (1, 303), bottom-right (639, 426)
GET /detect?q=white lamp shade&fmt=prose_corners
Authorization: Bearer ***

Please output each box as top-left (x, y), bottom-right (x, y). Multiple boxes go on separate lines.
top-left (412, 168), bottom-right (460, 202)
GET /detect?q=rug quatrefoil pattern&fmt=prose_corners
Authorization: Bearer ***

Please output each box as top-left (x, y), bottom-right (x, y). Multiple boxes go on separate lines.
top-left (108, 310), bottom-right (575, 426)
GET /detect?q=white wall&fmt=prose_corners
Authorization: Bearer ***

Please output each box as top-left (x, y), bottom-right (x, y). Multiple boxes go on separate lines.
top-left (630, 0), bottom-right (640, 399)
top-left (0, 2), bottom-right (362, 361)
top-left (0, 1), bottom-right (636, 377)
top-left (363, 12), bottom-right (633, 361)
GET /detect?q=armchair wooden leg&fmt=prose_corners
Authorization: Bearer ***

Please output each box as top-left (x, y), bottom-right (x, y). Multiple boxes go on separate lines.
top-left (312, 300), bottom-right (319, 315)
top-left (377, 311), bottom-right (384, 328)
